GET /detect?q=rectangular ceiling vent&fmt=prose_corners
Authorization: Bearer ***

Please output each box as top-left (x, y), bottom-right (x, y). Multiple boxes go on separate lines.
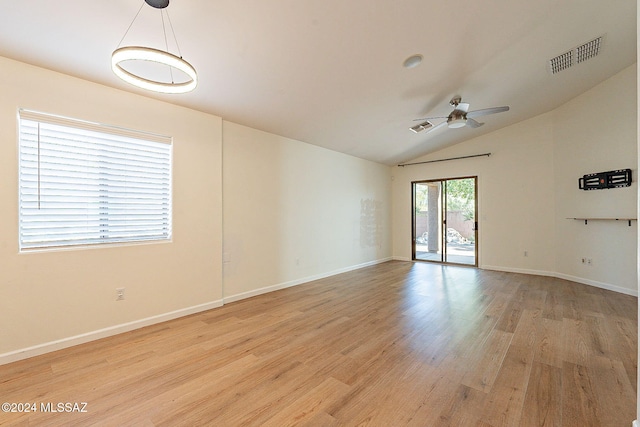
top-left (549, 50), bottom-right (574, 74)
top-left (548, 35), bottom-right (604, 75)
top-left (576, 36), bottom-right (603, 63)
top-left (409, 121), bottom-right (433, 133)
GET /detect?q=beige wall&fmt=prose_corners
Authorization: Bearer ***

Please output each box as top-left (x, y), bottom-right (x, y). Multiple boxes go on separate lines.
top-left (0, 57), bottom-right (224, 358)
top-left (0, 54), bottom-right (634, 363)
top-left (392, 64), bottom-right (637, 295)
top-left (222, 121), bottom-right (392, 301)
top-left (0, 56), bottom-right (393, 361)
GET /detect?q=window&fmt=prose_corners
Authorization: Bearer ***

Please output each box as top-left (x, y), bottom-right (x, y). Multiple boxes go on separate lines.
top-left (18, 110), bottom-right (172, 251)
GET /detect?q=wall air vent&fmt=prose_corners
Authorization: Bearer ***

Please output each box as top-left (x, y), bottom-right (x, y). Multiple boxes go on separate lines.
top-left (548, 35), bottom-right (604, 75)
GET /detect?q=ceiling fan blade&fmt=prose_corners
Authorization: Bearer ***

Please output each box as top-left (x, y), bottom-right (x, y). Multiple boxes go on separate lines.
top-left (466, 118), bottom-right (484, 128)
top-left (413, 116), bottom-right (447, 122)
top-left (467, 106), bottom-right (509, 118)
top-left (426, 120), bottom-right (448, 133)
top-left (454, 102), bottom-right (469, 113)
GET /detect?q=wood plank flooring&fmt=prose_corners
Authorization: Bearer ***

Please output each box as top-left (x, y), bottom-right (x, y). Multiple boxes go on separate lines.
top-left (0, 261), bottom-right (636, 426)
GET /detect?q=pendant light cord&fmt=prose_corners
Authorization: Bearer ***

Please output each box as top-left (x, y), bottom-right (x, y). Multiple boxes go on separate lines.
top-left (116, 0), bottom-right (183, 57)
top-left (164, 11), bottom-right (183, 58)
top-left (163, 9), bottom-right (183, 84)
top-left (160, 11), bottom-right (174, 83)
top-left (161, 11), bottom-right (169, 53)
top-left (115, 1), bottom-right (146, 48)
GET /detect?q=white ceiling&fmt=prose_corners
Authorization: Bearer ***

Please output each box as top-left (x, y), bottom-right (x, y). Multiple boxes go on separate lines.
top-left (0, 0), bottom-right (635, 165)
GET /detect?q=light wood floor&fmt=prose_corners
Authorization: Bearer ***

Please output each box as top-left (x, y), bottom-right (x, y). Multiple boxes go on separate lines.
top-left (0, 261), bottom-right (637, 426)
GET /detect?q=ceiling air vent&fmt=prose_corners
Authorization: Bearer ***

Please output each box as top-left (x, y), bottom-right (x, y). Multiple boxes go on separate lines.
top-left (409, 121), bottom-right (433, 133)
top-left (548, 35), bottom-right (604, 75)
top-left (576, 36), bottom-right (603, 63)
top-left (549, 50), bottom-right (574, 74)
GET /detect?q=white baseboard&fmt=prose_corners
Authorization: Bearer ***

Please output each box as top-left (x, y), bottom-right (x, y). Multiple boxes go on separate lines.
top-left (554, 272), bottom-right (638, 297)
top-left (3, 257), bottom-right (634, 366)
top-left (223, 257), bottom-right (393, 304)
top-left (481, 265), bottom-right (638, 297)
top-left (481, 264), bottom-right (559, 278)
top-left (1, 257), bottom-right (394, 366)
top-left (0, 299), bottom-right (223, 366)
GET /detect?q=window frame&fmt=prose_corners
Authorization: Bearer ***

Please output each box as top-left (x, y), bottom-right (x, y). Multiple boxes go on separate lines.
top-left (18, 109), bottom-right (173, 252)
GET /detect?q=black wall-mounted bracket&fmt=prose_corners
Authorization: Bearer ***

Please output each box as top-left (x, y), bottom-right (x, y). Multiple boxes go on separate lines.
top-left (568, 217), bottom-right (636, 226)
top-left (578, 169), bottom-right (632, 190)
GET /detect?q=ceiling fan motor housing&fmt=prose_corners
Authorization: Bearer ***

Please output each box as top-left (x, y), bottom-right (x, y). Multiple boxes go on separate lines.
top-left (448, 111), bottom-right (467, 128)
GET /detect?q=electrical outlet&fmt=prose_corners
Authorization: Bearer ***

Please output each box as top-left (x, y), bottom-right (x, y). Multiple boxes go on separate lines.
top-left (587, 258), bottom-right (593, 266)
top-left (116, 287), bottom-right (125, 301)
top-left (581, 258), bottom-right (586, 264)
top-left (523, 251), bottom-right (528, 257)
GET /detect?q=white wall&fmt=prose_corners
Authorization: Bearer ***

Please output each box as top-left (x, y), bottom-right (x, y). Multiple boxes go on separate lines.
top-left (0, 57), bottom-right (224, 359)
top-left (222, 121), bottom-right (392, 301)
top-left (392, 113), bottom-right (557, 273)
top-left (393, 64), bottom-right (637, 295)
top-left (554, 64), bottom-right (637, 291)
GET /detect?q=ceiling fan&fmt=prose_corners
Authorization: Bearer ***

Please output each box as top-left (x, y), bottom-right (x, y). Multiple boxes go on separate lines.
top-left (410, 96), bottom-right (509, 133)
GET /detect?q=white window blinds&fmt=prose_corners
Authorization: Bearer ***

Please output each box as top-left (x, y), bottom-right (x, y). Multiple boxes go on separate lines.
top-left (18, 110), bottom-right (172, 251)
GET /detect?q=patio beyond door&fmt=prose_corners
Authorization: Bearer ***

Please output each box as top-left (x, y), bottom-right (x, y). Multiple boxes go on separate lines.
top-left (412, 177), bottom-right (477, 266)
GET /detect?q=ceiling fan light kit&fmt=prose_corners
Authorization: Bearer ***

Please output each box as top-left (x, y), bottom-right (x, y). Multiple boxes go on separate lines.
top-left (111, 0), bottom-right (197, 94)
top-left (447, 116), bottom-right (467, 129)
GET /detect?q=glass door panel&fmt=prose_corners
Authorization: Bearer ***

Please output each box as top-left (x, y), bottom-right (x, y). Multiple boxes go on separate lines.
top-left (444, 178), bottom-right (476, 266)
top-left (412, 177), bottom-right (477, 266)
top-left (413, 182), bottom-right (442, 262)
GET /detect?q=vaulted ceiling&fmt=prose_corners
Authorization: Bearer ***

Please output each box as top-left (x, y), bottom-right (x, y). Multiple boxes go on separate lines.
top-left (0, 0), bottom-right (635, 165)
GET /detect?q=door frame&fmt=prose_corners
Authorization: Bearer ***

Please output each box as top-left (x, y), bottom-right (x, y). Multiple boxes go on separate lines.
top-left (411, 176), bottom-right (478, 267)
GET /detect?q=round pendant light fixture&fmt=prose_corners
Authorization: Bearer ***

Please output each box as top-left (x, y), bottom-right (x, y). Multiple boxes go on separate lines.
top-left (112, 46), bottom-right (197, 94)
top-left (111, 0), bottom-right (197, 94)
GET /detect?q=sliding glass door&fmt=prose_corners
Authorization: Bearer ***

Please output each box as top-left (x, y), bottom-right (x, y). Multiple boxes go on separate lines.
top-left (412, 177), bottom-right (477, 266)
